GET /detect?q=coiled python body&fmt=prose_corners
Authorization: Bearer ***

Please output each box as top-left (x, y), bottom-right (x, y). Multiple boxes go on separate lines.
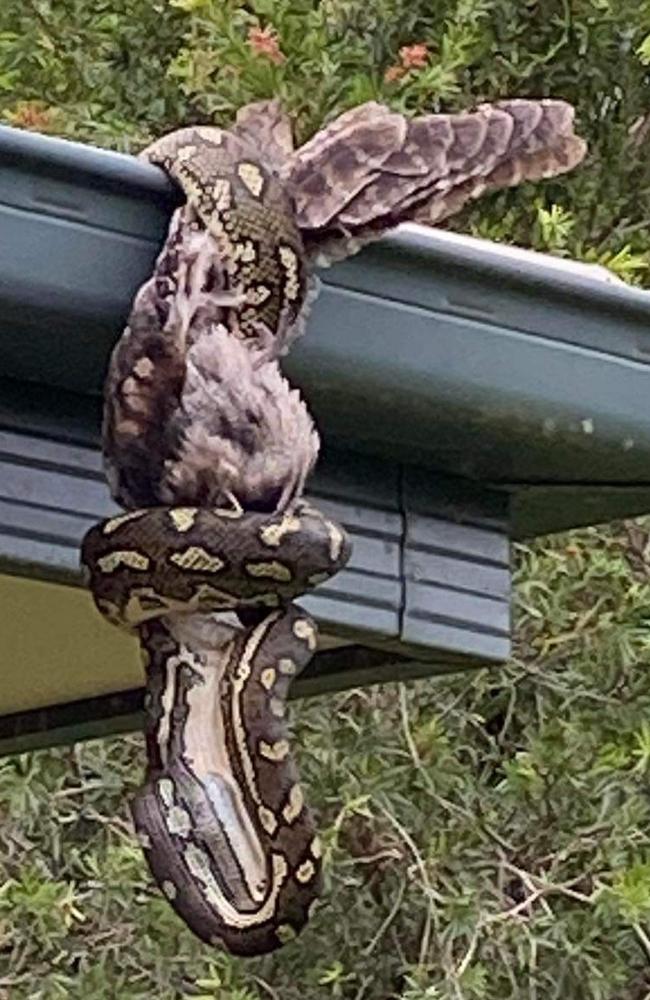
top-left (84, 126), bottom-right (349, 955)
top-left (83, 98), bottom-right (587, 956)
top-left (82, 503), bottom-right (349, 955)
top-left (142, 125), bottom-right (309, 352)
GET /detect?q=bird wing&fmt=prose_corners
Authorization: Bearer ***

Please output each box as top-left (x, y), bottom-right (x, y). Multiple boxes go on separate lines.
top-left (281, 99), bottom-right (586, 264)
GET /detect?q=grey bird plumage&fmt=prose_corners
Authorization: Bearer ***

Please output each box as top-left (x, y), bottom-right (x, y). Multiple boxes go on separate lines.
top-left (156, 232), bottom-right (320, 513)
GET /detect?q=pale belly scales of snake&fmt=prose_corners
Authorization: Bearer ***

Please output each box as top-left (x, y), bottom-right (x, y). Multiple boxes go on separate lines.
top-left (82, 125), bottom-right (351, 955)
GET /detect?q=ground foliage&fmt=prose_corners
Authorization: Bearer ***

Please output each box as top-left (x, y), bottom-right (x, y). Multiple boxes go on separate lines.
top-left (2, 1), bottom-right (650, 997)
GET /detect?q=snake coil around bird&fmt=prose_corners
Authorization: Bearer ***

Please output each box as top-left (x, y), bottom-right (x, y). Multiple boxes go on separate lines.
top-left (81, 122), bottom-right (352, 955)
top-left (80, 96), bottom-right (587, 956)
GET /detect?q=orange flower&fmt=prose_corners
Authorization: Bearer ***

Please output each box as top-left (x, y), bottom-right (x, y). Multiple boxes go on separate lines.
top-left (399, 43), bottom-right (429, 70)
top-left (384, 64), bottom-right (406, 83)
top-left (247, 26), bottom-right (285, 65)
top-left (9, 102), bottom-right (53, 132)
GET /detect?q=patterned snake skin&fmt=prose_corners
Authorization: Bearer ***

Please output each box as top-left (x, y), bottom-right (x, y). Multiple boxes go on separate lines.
top-left (81, 97), bottom-right (586, 955)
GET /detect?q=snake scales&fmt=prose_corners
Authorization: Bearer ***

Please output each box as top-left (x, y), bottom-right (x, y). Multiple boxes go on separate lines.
top-left (82, 502), bottom-right (349, 955)
top-left (81, 98), bottom-right (586, 956)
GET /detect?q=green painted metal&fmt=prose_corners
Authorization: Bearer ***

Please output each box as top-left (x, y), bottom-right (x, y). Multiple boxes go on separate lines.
top-left (1, 124), bottom-right (650, 535)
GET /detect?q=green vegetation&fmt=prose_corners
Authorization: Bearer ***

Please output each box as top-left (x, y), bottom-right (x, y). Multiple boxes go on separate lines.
top-left (2, 1), bottom-right (650, 996)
